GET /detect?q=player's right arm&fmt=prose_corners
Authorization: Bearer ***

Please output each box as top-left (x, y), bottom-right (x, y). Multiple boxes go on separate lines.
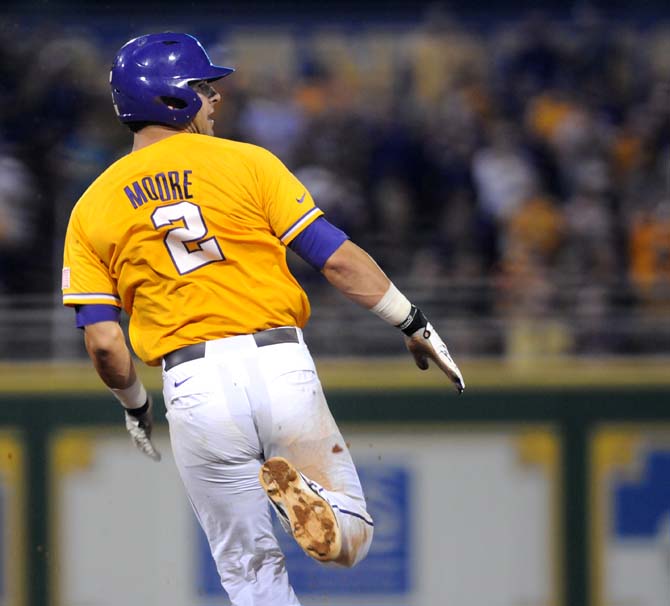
top-left (83, 320), bottom-right (161, 461)
top-left (62, 208), bottom-right (161, 460)
top-left (322, 240), bottom-right (465, 393)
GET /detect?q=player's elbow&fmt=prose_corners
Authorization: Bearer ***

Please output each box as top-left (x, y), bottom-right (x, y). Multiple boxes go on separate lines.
top-left (321, 240), bottom-right (354, 275)
top-left (84, 321), bottom-right (126, 360)
top-left (321, 240), bottom-right (362, 287)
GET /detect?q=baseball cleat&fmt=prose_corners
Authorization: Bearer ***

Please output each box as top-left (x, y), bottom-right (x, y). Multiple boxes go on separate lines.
top-left (259, 457), bottom-right (342, 562)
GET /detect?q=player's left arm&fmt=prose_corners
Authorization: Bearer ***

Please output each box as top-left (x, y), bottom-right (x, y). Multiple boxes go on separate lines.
top-left (253, 148), bottom-right (464, 391)
top-left (321, 240), bottom-right (465, 393)
top-left (289, 219), bottom-right (464, 393)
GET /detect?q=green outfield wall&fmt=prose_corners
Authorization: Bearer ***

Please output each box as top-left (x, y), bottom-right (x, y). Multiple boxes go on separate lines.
top-left (0, 359), bottom-right (668, 606)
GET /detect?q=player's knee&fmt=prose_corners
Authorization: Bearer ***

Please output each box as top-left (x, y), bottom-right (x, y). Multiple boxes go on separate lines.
top-left (336, 524), bottom-right (374, 568)
top-left (335, 545), bottom-right (368, 568)
top-left (335, 551), bottom-right (358, 568)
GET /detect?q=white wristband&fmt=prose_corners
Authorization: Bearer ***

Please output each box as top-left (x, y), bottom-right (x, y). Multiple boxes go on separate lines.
top-left (110, 376), bottom-right (147, 409)
top-left (370, 283), bottom-right (412, 326)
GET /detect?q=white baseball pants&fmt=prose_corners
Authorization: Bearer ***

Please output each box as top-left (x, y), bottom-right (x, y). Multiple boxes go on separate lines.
top-left (161, 328), bottom-right (374, 606)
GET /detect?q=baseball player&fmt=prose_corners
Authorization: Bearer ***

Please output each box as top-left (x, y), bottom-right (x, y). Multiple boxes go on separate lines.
top-left (61, 33), bottom-right (464, 606)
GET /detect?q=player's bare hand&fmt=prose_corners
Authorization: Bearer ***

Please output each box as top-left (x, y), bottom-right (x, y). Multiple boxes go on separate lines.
top-left (404, 323), bottom-right (465, 393)
top-left (124, 394), bottom-right (162, 461)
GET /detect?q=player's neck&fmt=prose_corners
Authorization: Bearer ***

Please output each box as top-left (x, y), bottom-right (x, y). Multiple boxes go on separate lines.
top-left (132, 125), bottom-right (185, 152)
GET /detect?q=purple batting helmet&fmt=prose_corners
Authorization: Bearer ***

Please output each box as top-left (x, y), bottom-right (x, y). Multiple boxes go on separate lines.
top-left (110, 32), bottom-right (234, 127)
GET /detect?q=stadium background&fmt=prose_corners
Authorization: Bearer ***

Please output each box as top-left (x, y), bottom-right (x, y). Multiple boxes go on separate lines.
top-left (1, 1), bottom-right (670, 605)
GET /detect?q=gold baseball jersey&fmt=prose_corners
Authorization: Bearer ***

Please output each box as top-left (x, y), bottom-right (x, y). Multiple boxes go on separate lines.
top-left (62, 133), bottom-right (322, 365)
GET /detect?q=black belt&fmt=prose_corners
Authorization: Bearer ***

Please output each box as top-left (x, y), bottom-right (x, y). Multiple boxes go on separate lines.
top-left (163, 327), bottom-right (299, 371)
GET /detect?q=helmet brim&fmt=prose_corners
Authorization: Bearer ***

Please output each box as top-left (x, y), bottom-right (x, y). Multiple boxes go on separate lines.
top-left (198, 65), bottom-right (235, 83)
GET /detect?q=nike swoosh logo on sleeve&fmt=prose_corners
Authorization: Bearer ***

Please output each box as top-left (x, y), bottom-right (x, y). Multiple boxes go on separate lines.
top-left (296, 191), bottom-right (306, 203)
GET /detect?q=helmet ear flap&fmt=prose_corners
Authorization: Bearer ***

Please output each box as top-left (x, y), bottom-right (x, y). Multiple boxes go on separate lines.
top-left (159, 96), bottom-right (188, 110)
top-left (154, 81), bottom-right (203, 123)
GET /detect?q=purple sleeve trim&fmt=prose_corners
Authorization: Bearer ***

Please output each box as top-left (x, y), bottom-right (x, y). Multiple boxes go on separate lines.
top-left (75, 304), bottom-right (121, 328)
top-left (288, 216), bottom-right (349, 269)
top-left (278, 206), bottom-right (321, 242)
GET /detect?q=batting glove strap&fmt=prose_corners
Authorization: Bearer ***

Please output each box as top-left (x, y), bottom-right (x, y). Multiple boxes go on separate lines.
top-left (124, 399), bottom-right (150, 417)
top-left (396, 305), bottom-right (428, 337)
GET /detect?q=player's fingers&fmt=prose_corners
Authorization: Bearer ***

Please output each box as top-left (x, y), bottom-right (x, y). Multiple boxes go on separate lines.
top-left (433, 356), bottom-right (465, 393)
top-left (426, 340), bottom-right (464, 388)
top-left (143, 442), bottom-right (162, 461)
top-left (126, 414), bottom-right (162, 461)
top-left (406, 329), bottom-right (465, 392)
top-left (136, 436), bottom-right (161, 461)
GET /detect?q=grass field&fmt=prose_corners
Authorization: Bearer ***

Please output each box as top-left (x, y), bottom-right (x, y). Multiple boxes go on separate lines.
top-left (1, 356), bottom-right (669, 392)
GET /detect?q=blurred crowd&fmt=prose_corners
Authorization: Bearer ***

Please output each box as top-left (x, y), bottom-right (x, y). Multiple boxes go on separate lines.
top-left (1, 5), bottom-right (670, 354)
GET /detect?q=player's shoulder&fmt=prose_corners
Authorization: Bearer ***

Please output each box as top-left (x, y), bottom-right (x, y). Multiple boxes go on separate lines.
top-left (193, 136), bottom-right (290, 183)
top-left (70, 152), bottom-right (131, 211)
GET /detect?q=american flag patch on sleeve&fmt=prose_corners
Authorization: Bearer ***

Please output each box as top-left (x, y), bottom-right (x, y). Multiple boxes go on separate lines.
top-left (61, 267), bottom-right (70, 289)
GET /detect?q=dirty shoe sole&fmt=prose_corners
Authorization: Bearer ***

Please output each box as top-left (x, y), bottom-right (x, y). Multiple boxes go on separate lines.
top-left (259, 457), bottom-right (342, 561)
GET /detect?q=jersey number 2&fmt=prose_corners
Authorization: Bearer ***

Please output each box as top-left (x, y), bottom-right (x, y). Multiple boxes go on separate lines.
top-left (151, 201), bottom-right (225, 274)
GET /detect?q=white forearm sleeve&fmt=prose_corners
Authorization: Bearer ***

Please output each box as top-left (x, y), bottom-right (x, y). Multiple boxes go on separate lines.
top-left (370, 283), bottom-right (412, 326)
top-left (111, 376), bottom-right (147, 409)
